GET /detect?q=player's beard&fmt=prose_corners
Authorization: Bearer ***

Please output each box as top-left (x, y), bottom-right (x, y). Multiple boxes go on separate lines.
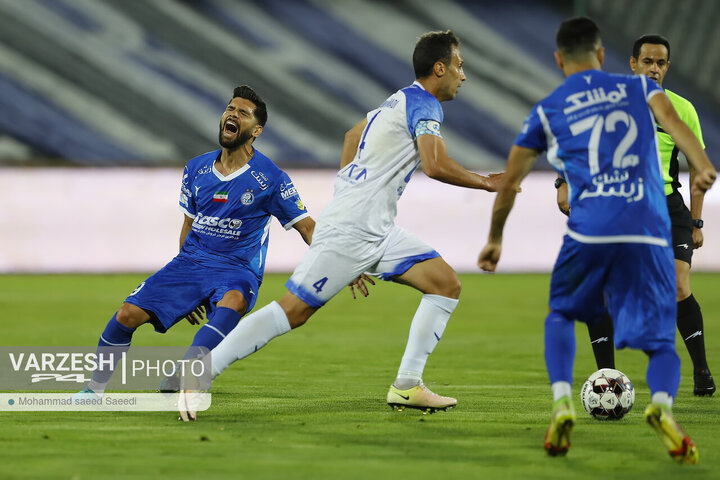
top-left (218, 123), bottom-right (253, 150)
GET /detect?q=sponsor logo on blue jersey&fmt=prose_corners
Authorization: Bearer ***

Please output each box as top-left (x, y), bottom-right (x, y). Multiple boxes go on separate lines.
top-left (580, 171), bottom-right (645, 203)
top-left (280, 182), bottom-right (298, 200)
top-left (194, 213), bottom-right (242, 229)
top-left (564, 83), bottom-right (628, 116)
top-left (251, 170), bottom-right (269, 190)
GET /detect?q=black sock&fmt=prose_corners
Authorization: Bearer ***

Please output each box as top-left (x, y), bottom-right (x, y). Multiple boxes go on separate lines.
top-left (677, 294), bottom-right (709, 374)
top-left (587, 312), bottom-right (615, 369)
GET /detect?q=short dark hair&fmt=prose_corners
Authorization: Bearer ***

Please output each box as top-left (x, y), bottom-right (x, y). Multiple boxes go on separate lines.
top-left (556, 17), bottom-right (601, 58)
top-left (413, 30), bottom-right (460, 79)
top-left (232, 85), bottom-right (267, 127)
top-left (632, 34), bottom-right (670, 61)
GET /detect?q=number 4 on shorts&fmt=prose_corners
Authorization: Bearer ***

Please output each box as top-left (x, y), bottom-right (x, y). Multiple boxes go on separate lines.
top-left (312, 277), bottom-right (328, 293)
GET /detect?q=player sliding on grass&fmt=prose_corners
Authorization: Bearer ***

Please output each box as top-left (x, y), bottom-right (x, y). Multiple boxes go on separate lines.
top-left (179, 30), bottom-right (506, 420)
top-left (79, 86), bottom-right (314, 396)
top-left (478, 17), bottom-right (715, 464)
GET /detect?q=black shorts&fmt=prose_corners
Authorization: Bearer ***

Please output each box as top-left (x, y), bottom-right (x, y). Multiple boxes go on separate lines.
top-left (667, 191), bottom-right (693, 265)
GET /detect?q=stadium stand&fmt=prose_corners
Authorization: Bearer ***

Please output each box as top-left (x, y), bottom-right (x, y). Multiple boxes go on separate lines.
top-left (0, 0), bottom-right (717, 168)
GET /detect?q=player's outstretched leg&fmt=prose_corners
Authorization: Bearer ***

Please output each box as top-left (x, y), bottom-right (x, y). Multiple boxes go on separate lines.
top-left (644, 403), bottom-right (698, 464)
top-left (160, 306), bottom-right (243, 393)
top-left (544, 396), bottom-right (576, 456)
top-left (178, 296), bottom-right (309, 421)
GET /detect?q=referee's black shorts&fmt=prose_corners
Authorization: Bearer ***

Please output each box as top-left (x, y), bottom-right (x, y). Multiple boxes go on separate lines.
top-left (667, 191), bottom-right (693, 265)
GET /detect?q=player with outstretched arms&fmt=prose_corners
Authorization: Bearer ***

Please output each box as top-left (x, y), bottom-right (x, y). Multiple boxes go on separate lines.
top-left (478, 18), bottom-right (715, 463)
top-left (179, 30), bottom-right (506, 420)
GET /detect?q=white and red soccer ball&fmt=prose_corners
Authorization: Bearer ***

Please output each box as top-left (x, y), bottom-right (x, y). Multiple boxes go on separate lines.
top-left (580, 368), bottom-right (635, 420)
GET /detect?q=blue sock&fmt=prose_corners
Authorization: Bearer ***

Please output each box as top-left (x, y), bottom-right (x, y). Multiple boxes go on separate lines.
top-left (98, 313), bottom-right (135, 347)
top-left (646, 343), bottom-right (681, 399)
top-left (190, 307), bottom-right (242, 353)
top-left (91, 313), bottom-right (136, 387)
top-left (544, 312), bottom-right (576, 384)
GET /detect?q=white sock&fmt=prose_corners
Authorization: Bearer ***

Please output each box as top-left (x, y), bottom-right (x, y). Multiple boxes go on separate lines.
top-left (210, 301), bottom-right (291, 378)
top-left (394, 294), bottom-right (458, 389)
top-left (551, 381), bottom-right (572, 401)
top-left (651, 391), bottom-right (673, 408)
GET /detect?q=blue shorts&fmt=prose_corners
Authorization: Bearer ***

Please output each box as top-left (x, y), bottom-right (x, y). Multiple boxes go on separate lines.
top-left (549, 236), bottom-right (676, 351)
top-left (124, 253), bottom-right (259, 333)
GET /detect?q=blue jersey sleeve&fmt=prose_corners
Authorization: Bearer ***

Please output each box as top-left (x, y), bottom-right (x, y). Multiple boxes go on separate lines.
top-left (403, 86), bottom-right (444, 139)
top-left (179, 164), bottom-right (197, 217)
top-left (266, 171), bottom-right (310, 229)
top-left (514, 105), bottom-right (547, 151)
top-left (641, 75), bottom-right (663, 102)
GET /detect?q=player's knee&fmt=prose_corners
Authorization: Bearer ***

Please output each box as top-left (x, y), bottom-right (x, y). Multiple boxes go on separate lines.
top-left (674, 261), bottom-right (691, 302)
top-left (116, 304), bottom-right (149, 328)
top-left (217, 290), bottom-right (248, 314)
top-left (443, 272), bottom-right (462, 299)
top-left (425, 270), bottom-right (461, 298)
top-left (676, 279), bottom-right (691, 302)
top-left (278, 293), bottom-right (316, 329)
top-left (676, 286), bottom-right (691, 302)
top-left (285, 306), bottom-right (313, 329)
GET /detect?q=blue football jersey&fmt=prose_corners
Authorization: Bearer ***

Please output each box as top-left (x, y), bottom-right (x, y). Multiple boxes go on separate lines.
top-left (178, 149), bottom-right (309, 279)
top-left (516, 70), bottom-right (670, 245)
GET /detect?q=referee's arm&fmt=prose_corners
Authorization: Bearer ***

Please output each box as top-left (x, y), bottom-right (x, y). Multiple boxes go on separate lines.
top-left (649, 93), bottom-right (716, 194)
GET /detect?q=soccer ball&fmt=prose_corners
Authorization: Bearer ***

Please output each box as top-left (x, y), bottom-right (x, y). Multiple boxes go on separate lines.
top-left (580, 368), bottom-right (635, 420)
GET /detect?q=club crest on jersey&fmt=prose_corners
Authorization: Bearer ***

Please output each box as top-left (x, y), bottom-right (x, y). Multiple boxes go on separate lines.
top-left (296, 200), bottom-right (305, 211)
top-left (213, 191), bottom-right (229, 203)
top-left (251, 170), bottom-right (269, 190)
top-left (241, 191), bottom-right (254, 205)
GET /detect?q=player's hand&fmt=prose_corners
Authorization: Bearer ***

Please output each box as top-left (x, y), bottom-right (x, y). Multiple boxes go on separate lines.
top-left (348, 273), bottom-right (376, 299)
top-left (556, 183), bottom-right (570, 216)
top-left (478, 242), bottom-right (502, 272)
top-left (557, 201), bottom-right (570, 216)
top-left (185, 305), bottom-right (206, 325)
top-left (482, 172), bottom-right (522, 193)
top-left (692, 227), bottom-right (704, 249)
top-left (691, 168), bottom-right (716, 196)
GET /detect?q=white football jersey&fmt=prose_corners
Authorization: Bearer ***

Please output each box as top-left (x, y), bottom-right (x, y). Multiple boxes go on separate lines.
top-left (318, 81), bottom-right (444, 240)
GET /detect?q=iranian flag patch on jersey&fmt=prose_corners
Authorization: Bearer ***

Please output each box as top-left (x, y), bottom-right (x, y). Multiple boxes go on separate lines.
top-left (213, 191), bottom-right (229, 203)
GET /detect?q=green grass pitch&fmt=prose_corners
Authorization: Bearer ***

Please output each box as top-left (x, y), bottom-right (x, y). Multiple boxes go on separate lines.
top-left (1, 273), bottom-right (719, 479)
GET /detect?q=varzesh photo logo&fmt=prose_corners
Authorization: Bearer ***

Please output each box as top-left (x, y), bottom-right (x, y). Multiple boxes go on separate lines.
top-left (0, 347), bottom-right (212, 412)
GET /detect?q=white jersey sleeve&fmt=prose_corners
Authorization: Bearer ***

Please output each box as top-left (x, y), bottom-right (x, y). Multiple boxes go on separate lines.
top-left (317, 82), bottom-right (444, 241)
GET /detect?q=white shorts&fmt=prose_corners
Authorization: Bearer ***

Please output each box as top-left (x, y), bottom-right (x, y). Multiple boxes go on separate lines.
top-left (286, 224), bottom-right (439, 308)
